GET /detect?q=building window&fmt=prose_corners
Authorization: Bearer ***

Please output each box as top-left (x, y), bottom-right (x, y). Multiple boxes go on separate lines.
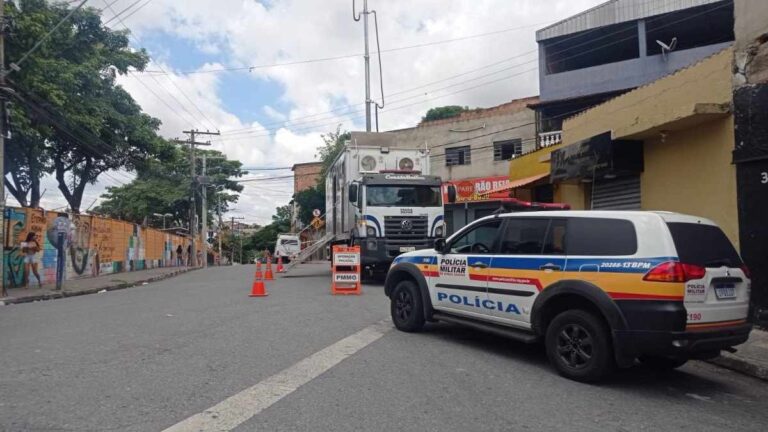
top-left (445, 146), bottom-right (471, 166)
top-left (493, 139), bottom-right (523, 161)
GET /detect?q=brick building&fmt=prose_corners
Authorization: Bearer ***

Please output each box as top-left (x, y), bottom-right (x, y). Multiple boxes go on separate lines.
top-left (291, 162), bottom-right (323, 232)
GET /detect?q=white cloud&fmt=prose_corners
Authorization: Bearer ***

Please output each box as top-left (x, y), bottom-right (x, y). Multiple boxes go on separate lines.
top-left (19, 0), bottom-right (606, 224)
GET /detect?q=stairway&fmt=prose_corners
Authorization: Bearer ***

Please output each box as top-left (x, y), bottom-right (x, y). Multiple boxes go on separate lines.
top-left (283, 233), bottom-right (336, 271)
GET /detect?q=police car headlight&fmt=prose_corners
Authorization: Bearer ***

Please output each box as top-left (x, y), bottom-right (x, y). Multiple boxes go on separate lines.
top-left (366, 226), bottom-right (376, 237)
top-left (435, 226), bottom-right (444, 237)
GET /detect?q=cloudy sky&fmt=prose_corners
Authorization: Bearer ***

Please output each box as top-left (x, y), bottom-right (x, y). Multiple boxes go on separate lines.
top-left (24, 0), bottom-right (605, 224)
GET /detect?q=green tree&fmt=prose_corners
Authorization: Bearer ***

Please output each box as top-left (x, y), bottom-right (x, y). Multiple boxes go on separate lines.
top-left (4, 0), bottom-right (156, 211)
top-left (94, 147), bottom-right (245, 227)
top-left (272, 204), bottom-right (292, 232)
top-left (422, 105), bottom-right (469, 122)
top-left (317, 125), bottom-right (350, 177)
top-left (294, 185), bottom-right (325, 226)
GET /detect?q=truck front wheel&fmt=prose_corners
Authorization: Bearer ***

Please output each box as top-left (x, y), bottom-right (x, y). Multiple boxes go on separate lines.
top-left (390, 279), bottom-right (425, 332)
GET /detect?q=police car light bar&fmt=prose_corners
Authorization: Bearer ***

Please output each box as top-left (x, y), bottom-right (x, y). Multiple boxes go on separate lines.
top-left (379, 169), bottom-right (422, 174)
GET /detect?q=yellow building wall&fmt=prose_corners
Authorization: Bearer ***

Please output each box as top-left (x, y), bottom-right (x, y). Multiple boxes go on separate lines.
top-left (641, 117), bottom-right (739, 247)
top-left (508, 143), bottom-right (564, 181)
top-left (563, 48), bottom-right (733, 144)
top-left (554, 183), bottom-right (588, 210)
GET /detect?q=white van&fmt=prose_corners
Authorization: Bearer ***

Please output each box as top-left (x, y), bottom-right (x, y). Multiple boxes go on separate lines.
top-left (274, 234), bottom-right (301, 262)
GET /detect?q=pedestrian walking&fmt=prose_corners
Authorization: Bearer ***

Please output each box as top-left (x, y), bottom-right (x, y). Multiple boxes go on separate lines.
top-left (187, 244), bottom-right (192, 267)
top-left (176, 244), bottom-right (183, 267)
top-left (21, 232), bottom-right (43, 288)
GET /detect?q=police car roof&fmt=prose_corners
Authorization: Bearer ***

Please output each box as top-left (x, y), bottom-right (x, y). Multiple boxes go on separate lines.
top-left (483, 210), bottom-right (716, 226)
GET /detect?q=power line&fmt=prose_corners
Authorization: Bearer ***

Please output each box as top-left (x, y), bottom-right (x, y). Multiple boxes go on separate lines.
top-left (141, 20), bottom-right (555, 76)
top-left (214, 1), bottom-right (731, 143)
top-left (215, 0), bottom-right (716, 139)
top-left (103, 0), bottom-right (146, 25)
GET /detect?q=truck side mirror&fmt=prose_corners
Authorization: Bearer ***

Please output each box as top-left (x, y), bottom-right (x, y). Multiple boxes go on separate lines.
top-left (446, 185), bottom-right (457, 204)
top-left (434, 238), bottom-right (447, 253)
top-left (348, 183), bottom-right (358, 204)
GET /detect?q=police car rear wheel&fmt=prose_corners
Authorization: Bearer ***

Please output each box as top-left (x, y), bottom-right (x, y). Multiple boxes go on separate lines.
top-left (546, 310), bottom-right (614, 382)
top-left (390, 280), bottom-right (424, 332)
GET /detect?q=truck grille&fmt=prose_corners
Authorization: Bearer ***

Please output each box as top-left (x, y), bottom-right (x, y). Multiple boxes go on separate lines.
top-left (384, 216), bottom-right (429, 243)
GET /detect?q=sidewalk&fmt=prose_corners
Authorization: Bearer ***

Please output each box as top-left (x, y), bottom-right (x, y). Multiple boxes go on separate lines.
top-left (0, 266), bottom-right (198, 305)
top-left (707, 327), bottom-right (768, 381)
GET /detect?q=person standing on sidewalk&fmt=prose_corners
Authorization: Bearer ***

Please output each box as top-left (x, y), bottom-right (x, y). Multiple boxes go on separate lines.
top-left (21, 232), bottom-right (42, 288)
top-left (176, 244), bottom-right (183, 267)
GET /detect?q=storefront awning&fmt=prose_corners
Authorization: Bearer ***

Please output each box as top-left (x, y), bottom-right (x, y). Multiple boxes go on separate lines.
top-left (477, 173), bottom-right (549, 197)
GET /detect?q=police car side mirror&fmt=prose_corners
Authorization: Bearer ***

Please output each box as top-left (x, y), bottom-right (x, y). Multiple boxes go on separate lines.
top-left (434, 238), bottom-right (447, 253)
top-left (348, 183), bottom-right (358, 204)
top-left (446, 185), bottom-right (457, 204)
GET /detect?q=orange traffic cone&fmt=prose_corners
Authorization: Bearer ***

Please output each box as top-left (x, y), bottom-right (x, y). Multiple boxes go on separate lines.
top-left (277, 256), bottom-right (285, 273)
top-left (265, 257), bottom-right (274, 280)
top-left (250, 271), bottom-right (268, 297)
top-left (255, 260), bottom-right (263, 279)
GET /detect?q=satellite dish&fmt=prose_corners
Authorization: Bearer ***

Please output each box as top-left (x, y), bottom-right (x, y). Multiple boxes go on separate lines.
top-left (656, 37), bottom-right (678, 61)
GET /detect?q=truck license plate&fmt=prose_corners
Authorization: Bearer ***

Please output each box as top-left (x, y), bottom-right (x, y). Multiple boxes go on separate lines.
top-left (715, 284), bottom-right (736, 300)
top-left (399, 246), bottom-right (416, 252)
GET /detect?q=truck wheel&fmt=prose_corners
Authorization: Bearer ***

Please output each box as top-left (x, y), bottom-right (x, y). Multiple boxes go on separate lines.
top-left (545, 309), bottom-right (614, 383)
top-left (390, 279), bottom-right (425, 332)
top-left (639, 356), bottom-right (688, 371)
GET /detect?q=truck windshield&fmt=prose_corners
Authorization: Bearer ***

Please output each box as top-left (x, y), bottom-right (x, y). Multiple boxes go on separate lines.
top-left (366, 185), bottom-right (442, 207)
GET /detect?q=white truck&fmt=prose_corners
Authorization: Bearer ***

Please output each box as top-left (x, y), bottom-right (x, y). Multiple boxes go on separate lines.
top-left (326, 141), bottom-right (445, 274)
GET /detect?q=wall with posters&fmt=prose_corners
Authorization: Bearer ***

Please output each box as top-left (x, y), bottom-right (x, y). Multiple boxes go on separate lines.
top-left (3, 207), bottom-right (192, 289)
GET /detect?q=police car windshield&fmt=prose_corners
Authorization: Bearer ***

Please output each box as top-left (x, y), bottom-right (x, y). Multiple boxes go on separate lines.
top-left (366, 186), bottom-right (441, 207)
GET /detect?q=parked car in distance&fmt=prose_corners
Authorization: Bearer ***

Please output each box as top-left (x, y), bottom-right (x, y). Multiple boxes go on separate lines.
top-left (274, 234), bottom-right (301, 263)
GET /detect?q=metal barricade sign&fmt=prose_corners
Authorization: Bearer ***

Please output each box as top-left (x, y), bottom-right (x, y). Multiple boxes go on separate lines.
top-left (331, 245), bottom-right (361, 295)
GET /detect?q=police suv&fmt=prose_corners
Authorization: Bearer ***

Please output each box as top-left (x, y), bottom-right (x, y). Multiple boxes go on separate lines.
top-left (385, 211), bottom-right (752, 382)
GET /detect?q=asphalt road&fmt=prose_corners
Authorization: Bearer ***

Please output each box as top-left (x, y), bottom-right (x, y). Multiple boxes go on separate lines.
top-left (1, 263), bottom-right (767, 432)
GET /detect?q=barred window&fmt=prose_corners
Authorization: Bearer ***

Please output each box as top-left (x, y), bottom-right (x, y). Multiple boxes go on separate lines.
top-left (493, 139), bottom-right (523, 161)
top-left (445, 146), bottom-right (471, 166)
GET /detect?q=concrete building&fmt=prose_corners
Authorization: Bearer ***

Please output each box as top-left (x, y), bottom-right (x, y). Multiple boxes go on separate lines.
top-left (533, 0), bottom-right (734, 149)
top-left (383, 97), bottom-right (544, 233)
top-left (732, 0), bottom-right (768, 316)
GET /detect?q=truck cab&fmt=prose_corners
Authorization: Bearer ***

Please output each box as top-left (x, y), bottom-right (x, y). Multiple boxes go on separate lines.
top-left (348, 173), bottom-right (444, 270)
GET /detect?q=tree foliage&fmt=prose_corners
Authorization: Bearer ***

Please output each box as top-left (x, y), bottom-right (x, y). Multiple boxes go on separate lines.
top-left (422, 105), bottom-right (469, 122)
top-left (4, 0), bottom-right (158, 211)
top-left (294, 185), bottom-right (325, 226)
top-left (94, 147), bottom-right (245, 228)
top-left (317, 125), bottom-right (350, 178)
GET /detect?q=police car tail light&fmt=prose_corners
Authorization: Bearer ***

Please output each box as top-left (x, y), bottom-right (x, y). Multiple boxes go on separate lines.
top-left (643, 261), bottom-right (705, 283)
top-left (740, 264), bottom-right (751, 279)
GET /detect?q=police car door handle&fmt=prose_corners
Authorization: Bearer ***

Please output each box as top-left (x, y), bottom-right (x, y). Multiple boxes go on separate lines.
top-left (470, 262), bottom-right (488, 269)
top-left (539, 263), bottom-right (561, 271)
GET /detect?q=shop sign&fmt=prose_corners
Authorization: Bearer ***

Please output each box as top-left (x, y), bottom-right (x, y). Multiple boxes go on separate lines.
top-left (442, 175), bottom-right (512, 203)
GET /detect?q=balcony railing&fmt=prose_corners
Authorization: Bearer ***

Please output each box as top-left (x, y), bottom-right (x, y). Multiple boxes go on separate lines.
top-left (539, 130), bottom-right (562, 148)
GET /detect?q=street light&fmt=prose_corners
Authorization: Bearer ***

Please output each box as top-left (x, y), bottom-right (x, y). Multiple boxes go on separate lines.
top-left (152, 213), bottom-right (174, 229)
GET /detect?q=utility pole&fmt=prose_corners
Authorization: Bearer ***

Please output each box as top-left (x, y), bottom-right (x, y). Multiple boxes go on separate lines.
top-left (230, 216), bottom-right (244, 265)
top-left (176, 129), bottom-right (219, 268)
top-left (217, 197), bottom-right (223, 265)
top-left (201, 154), bottom-right (208, 268)
top-left (353, 0), bottom-right (372, 131)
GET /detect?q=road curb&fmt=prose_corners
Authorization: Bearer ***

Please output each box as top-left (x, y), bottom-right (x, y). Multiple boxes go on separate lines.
top-left (705, 355), bottom-right (768, 382)
top-left (0, 268), bottom-right (199, 306)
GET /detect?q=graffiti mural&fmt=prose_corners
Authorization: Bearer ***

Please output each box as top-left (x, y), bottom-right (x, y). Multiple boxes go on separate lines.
top-left (3, 207), bottom-right (197, 292)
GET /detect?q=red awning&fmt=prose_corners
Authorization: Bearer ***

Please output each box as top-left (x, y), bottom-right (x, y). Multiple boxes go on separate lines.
top-left (477, 173), bottom-right (549, 197)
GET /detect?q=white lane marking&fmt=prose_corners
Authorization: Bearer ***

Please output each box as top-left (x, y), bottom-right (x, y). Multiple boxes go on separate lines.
top-left (163, 319), bottom-right (392, 432)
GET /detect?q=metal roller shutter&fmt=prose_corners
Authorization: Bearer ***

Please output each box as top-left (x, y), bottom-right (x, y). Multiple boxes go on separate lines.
top-left (591, 176), bottom-right (641, 210)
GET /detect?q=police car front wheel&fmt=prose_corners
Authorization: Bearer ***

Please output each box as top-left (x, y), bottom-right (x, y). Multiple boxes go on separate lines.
top-left (545, 309), bottom-right (614, 382)
top-left (390, 280), bottom-right (425, 332)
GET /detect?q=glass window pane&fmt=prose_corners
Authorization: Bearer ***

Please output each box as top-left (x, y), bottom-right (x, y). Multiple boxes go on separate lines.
top-left (449, 220), bottom-right (502, 254)
top-left (498, 218), bottom-right (550, 255)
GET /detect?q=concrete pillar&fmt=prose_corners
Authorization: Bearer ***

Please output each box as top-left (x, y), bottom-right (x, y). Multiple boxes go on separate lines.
top-left (638, 20), bottom-right (647, 58)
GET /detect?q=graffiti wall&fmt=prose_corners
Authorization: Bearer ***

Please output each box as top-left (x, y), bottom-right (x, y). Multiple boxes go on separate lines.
top-left (3, 207), bottom-right (196, 289)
